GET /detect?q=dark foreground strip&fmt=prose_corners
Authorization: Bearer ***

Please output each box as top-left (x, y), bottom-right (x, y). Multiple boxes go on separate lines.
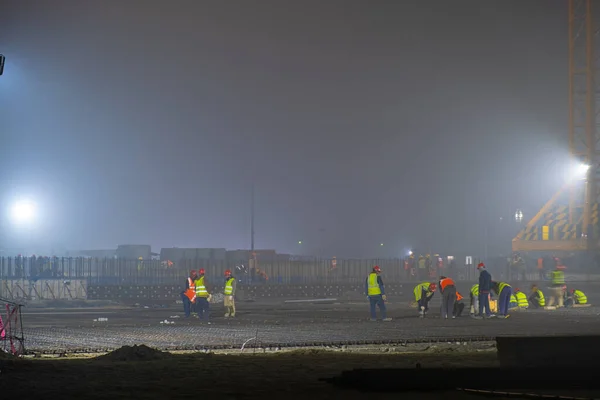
top-left (24, 335), bottom-right (495, 355)
top-left (457, 389), bottom-right (592, 399)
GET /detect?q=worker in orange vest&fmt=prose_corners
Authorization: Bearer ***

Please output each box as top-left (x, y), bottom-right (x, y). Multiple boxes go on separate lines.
top-left (181, 270), bottom-right (197, 318)
top-left (439, 276), bottom-right (457, 319)
top-left (453, 291), bottom-right (465, 317)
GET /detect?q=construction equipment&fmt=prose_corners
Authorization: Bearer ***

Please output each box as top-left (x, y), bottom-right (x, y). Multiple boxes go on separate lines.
top-left (513, 0), bottom-right (600, 253)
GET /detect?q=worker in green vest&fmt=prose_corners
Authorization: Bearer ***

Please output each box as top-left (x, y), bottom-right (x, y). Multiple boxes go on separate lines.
top-left (469, 284), bottom-right (479, 316)
top-left (514, 288), bottom-right (529, 309)
top-left (566, 289), bottom-right (588, 307)
top-left (365, 265), bottom-right (391, 321)
top-left (413, 281), bottom-right (436, 318)
top-left (194, 268), bottom-right (211, 323)
top-left (223, 269), bottom-right (236, 318)
top-left (529, 284), bottom-right (546, 308)
top-left (548, 266), bottom-right (566, 308)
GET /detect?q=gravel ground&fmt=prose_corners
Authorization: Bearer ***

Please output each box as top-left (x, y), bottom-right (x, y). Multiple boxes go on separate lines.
top-left (18, 300), bottom-right (600, 352)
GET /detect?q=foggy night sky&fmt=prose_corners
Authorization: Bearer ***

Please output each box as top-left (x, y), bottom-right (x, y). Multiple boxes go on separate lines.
top-left (0, 0), bottom-right (573, 257)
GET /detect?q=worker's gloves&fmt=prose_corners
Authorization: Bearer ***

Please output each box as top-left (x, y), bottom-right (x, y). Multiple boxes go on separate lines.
top-left (382, 295), bottom-right (387, 301)
top-left (207, 295), bottom-right (212, 301)
top-left (420, 306), bottom-right (425, 311)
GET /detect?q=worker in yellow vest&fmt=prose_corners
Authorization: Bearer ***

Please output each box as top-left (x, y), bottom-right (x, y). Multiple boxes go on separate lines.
top-left (469, 284), bottom-right (479, 316)
top-left (529, 284), bottom-right (546, 309)
top-left (413, 281), bottom-right (436, 318)
top-left (491, 281), bottom-right (512, 318)
top-left (566, 289), bottom-right (588, 307)
top-left (513, 288), bottom-right (529, 309)
top-left (365, 265), bottom-right (391, 321)
top-left (547, 266), bottom-right (566, 308)
top-left (223, 269), bottom-right (236, 318)
top-left (194, 268), bottom-right (211, 323)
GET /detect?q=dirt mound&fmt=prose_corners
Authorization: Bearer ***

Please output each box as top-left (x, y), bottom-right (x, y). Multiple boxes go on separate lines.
top-left (96, 345), bottom-right (171, 362)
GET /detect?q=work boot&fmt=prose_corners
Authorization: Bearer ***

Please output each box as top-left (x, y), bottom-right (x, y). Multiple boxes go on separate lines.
top-left (419, 311), bottom-right (424, 318)
top-left (230, 313), bottom-right (235, 318)
top-left (382, 318), bottom-right (392, 321)
top-left (369, 318), bottom-right (377, 322)
top-left (224, 313), bottom-right (230, 318)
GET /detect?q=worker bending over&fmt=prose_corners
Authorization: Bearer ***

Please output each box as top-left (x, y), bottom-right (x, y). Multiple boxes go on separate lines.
top-left (414, 281), bottom-right (436, 318)
top-left (491, 281), bottom-right (512, 318)
top-left (513, 288), bottom-right (529, 309)
top-left (194, 268), bottom-right (211, 323)
top-left (469, 284), bottom-right (479, 316)
top-left (529, 284), bottom-right (546, 309)
top-left (453, 291), bottom-right (465, 317)
top-left (366, 265), bottom-right (392, 321)
top-left (439, 276), bottom-right (457, 319)
top-left (565, 288), bottom-right (588, 307)
top-left (223, 269), bottom-right (236, 318)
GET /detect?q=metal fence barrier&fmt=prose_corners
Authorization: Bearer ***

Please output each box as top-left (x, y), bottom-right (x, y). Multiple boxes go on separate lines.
top-left (0, 256), bottom-right (588, 287)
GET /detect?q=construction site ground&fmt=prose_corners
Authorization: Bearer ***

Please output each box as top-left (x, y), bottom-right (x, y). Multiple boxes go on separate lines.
top-left (17, 297), bottom-right (600, 352)
top-left (1, 298), bottom-right (599, 398)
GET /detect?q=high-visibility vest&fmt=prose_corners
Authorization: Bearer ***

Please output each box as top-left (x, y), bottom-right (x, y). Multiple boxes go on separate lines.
top-left (413, 282), bottom-right (431, 301)
top-left (498, 282), bottom-right (511, 294)
top-left (439, 278), bottom-right (455, 291)
top-left (456, 292), bottom-right (463, 302)
top-left (515, 291), bottom-right (529, 307)
top-left (536, 289), bottom-right (546, 306)
top-left (470, 284), bottom-right (479, 297)
top-left (224, 277), bottom-right (235, 295)
top-left (184, 277), bottom-right (196, 302)
top-left (573, 290), bottom-right (587, 304)
top-left (510, 295), bottom-right (517, 304)
top-left (367, 273), bottom-right (381, 296)
top-left (551, 270), bottom-right (565, 285)
top-left (194, 276), bottom-right (209, 297)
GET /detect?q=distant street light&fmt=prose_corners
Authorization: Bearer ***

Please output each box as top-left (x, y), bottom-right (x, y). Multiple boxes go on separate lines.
top-left (380, 243), bottom-right (384, 247)
top-left (10, 199), bottom-right (36, 225)
top-left (515, 209), bottom-right (524, 222)
top-left (298, 240), bottom-right (302, 245)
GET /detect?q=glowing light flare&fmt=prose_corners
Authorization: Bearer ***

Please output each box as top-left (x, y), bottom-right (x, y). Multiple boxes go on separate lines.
top-left (10, 199), bottom-right (36, 225)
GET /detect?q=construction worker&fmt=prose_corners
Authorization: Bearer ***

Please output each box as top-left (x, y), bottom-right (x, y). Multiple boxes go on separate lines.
top-left (181, 270), bottom-right (197, 318)
top-left (565, 288), bottom-right (588, 307)
top-left (469, 284), bottom-right (479, 316)
top-left (475, 262), bottom-right (494, 319)
top-left (223, 269), bottom-right (236, 318)
top-left (547, 265), bottom-right (566, 308)
top-left (514, 288), bottom-right (529, 309)
top-left (417, 255), bottom-right (426, 280)
top-left (438, 276), bottom-right (457, 319)
top-left (529, 284), bottom-right (546, 309)
top-left (491, 281), bottom-right (512, 318)
top-left (365, 265), bottom-right (391, 321)
top-left (453, 291), bottom-right (465, 317)
top-left (413, 281), bottom-right (436, 318)
top-left (194, 268), bottom-right (211, 323)
top-left (509, 294), bottom-right (518, 310)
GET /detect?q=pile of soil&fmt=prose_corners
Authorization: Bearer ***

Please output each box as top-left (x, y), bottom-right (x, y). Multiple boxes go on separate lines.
top-left (96, 345), bottom-right (171, 362)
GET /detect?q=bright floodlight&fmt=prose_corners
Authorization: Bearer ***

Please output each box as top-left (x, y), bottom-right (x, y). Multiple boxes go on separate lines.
top-left (515, 209), bottom-right (524, 222)
top-left (10, 200), bottom-right (36, 224)
top-left (569, 163), bottom-right (590, 181)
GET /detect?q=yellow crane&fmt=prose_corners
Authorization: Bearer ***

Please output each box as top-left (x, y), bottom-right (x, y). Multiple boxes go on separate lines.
top-left (512, 0), bottom-right (600, 253)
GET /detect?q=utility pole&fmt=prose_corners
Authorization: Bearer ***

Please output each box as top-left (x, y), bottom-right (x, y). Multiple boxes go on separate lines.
top-left (250, 183), bottom-right (255, 252)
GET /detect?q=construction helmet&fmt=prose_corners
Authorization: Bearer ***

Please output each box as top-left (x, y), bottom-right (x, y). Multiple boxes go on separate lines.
top-left (373, 265), bottom-right (381, 273)
top-left (429, 283), bottom-right (437, 292)
top-left (198, 268), bottom-right (205, 275)
top-left (477, 262), bottom-right (485, 269)
top-left (225, 269), bottom-right (232, 277)
top-left (190, 270), bottom-right (197, 277)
